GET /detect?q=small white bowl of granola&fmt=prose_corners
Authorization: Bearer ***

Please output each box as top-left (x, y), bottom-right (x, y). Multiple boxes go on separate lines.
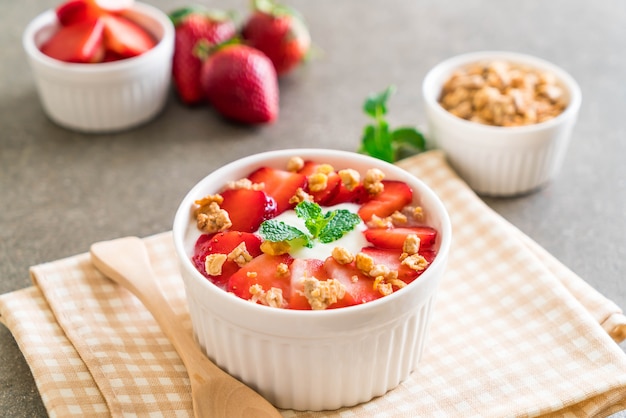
top-left (173, 148), bottom-right (451, 411)
top-left (423, 51), bottom-right (582, 196)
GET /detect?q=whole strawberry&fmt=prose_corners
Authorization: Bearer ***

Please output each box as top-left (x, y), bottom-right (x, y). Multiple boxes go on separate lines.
top-left (170, 7), bottom-right (236, 105)
top-left (201, 44), bottom-right (278, 124)
top-left (241, 0), bottom-right (311, 76)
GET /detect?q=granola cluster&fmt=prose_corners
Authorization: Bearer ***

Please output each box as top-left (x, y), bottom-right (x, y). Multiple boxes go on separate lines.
top-left (439, 60), bottom-right (567, 127)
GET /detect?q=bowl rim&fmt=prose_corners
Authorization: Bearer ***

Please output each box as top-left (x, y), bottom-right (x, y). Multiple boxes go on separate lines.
top-left (22, 1), bottom-right (174, 73)
top-left (422, 50), bottom-right (582, 134)
top-left (172, 148), bottom-right (452, 321)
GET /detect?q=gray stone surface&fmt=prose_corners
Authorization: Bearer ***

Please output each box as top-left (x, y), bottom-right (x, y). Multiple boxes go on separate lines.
top-left (1, 0), bottom-right (625, 416)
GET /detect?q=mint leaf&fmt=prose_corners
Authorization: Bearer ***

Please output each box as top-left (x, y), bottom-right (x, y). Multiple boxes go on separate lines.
top-left (318, 209), bottom-right (361, 243)
top-left (358, 85), bottom-right (426, 163)
top-left (258, 219), bottom-right (311, 247)
top-left (259, 201), bottom-right (362, 249)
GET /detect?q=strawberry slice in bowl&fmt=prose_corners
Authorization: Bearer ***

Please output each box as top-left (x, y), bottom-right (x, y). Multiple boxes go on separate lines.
top-left (219, 188), bottom-right (277, 232)
top-left (248, 166), bottom-right (307, 214)
top-left (358, 180), bottom-right (413, 222)
top-left (364, 226), bottom-right (438, 251)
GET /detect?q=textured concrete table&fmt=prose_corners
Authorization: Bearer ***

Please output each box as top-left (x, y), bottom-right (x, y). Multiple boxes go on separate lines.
top-left (1, 0), bottom-right (625, 416)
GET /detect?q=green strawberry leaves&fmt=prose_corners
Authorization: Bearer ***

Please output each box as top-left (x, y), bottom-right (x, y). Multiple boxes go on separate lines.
top-left (359, 85), bottom-right (426, 163)
top-left (259, 201), bottom-right (361, 248)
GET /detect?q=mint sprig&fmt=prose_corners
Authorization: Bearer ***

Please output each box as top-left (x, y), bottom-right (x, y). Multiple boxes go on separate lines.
top-left (259, 201), bottom-right (361, 248)
top-left (358, 85), bottom-right (426, 163)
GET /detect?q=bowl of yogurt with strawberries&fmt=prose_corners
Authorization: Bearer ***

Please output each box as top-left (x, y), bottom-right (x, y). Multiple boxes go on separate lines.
top-left (173, 148), bottom-right (451, 411)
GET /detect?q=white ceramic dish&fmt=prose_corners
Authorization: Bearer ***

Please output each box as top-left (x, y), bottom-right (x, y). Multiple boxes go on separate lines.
top-left (22, 2), bottom-right (174, 133)
top-left (423, 51), bottom-right (582, 196)
top-left (172, 148), bottom-right (451, 411)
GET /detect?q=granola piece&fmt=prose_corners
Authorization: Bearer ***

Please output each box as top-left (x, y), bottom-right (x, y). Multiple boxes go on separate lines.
top-left (194, 194), bottom-right (224, 209)
top-left (249, 284), bottom-right (286, 308)
top-left (276, 262), bottom-right (290, 276)
top-left (401, 254), bottom-right (429, 271)
top-left (355, 252), bottom-right (375, 274)
top-left (286, 156), bottom-right (304, 172)
top-left (226, 178), bottom-right (264, 191)
top-left (338, 168), bottom-right (360, 191)
top-left (402, 234), bottom-right (421, 255)
top-left (196, 201), bottom-right (232, 234)
top-left (204, 253), bottom-right (227, 276)
top-left (302, 277), bottom-right (346, 310)
top-left (227, 242), bottom-right (253, 267)
top-left (367, 214), bottom-right (393, 229)
top-left (307, 172), bottom-right (328, 192)
top-left (332, 246), bottom-right (354, 264)
top-left (260, 240), bottom-right (291, 256)
top-left (363, 168), bottom-right (385, 194)
top-left (289, 187), bottom-right (313, 205)
top-left (391, 210), bottom-right (408, 225)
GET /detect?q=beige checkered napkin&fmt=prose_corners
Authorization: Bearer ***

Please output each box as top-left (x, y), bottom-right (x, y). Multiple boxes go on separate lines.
top-left (1, 150), bottom-right (626, 418)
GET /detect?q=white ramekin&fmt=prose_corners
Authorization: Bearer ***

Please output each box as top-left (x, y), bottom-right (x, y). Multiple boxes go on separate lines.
top-left (22, 2), bottom-right (174, 133)
top-left (423, 51), bottom-right (582, 197)
top-left (173, 148), bottom-right (451, 411)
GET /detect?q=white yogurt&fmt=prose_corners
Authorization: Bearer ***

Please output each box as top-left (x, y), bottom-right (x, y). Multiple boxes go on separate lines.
top-left (260, 203), bottom-right (369, 260)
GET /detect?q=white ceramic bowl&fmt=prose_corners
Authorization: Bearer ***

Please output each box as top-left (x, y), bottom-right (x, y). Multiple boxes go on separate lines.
top-left (22, 2), bottom-right (174, 133)
top-left (173, 148), bottom-right (451, 411)
top-left (423, 51), bottom-right (582, 196)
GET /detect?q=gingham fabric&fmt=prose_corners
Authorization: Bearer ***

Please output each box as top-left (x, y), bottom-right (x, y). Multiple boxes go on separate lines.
top-left (1, 150), bottom-right (626, 418)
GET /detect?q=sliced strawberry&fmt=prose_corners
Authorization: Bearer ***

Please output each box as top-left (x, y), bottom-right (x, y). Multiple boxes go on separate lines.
top-left (227, 254), bottom-right (293, 303)
top-left (41, 18), bottom-right (105, 63)
top-left (323, 257), bottom-right (379, 307)
top-left (326, 183), bottom-right (369, 206)
top-left (298, 161), bottom-right (341, 205)
top-left (220, 188), bottom-right (277, 232)
top-left (56, 0), bottom-right (95, 26)
top-left (248, 166), bottom-right (307, 214)
top-left (363, 226), bottom-right (437, 251)
top-left (288, 258), bottom-right (329, 310)
top-left (101, 14), bottom-right (156, 58)
top-left (192, 231), bottom-right (263, 287)
top-left (361, 247), bottom-right (434, 284)
top-left (358, 180), bottom-right (413, 222)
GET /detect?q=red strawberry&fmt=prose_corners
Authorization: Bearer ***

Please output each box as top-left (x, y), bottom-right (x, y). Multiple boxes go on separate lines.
top-left (227, 254), bottom-right (294, 303)
top-left (101, 14), bottom-right (156, 58)
top-left (41, 18), bottom-right (105, 63)
top-left (193, 231), bottom-right (263, 287)
top-left (363, 226), bottom-right (438, 251)
top-left (169, 7), bottom-right (236, 105)
top-left (56, 0), bottom-right (93, 26)
top-left (358, 180), bottom-right (413, 222)
top-left (241, 0), bottom-right (311, 76)
top-left (297, 161), bottom-right (341, 205)
top-left (201, 44), bottom-right (279, 124)
top-left (248, 166), bottom-right (307, 214)
top-left (219, 188), bottom-right (277, 232)
top-left (323, 257), bottom-right (379, 306)
top-left (361, 247), bottom-right (435, 284)
top-left (288, 258), bottom-right (329, 310)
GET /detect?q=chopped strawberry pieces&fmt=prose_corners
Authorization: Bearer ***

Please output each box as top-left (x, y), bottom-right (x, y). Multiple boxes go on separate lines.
top-left (193, 231), bottom-right (262, 287)
top-left (101, 14), bottom-right (156, 58)
top-left (220, 188), bottom-right (277, 233)
top-left (43, 0), bottom-right (155, 63)
top-left (323, 258), bottom-right (379, 306)
top-left (364, 226), bottom-right (437, 251)
top-left (358, 180), bottom-right (413, 222)
top-left (227, 254), bottom-right (293, 303)
top-left (298, 161), bottom-right (341, 205)
top-left (248, 166), bottom-right (307, 214)
top-left (288, 258), bottom-right (328, 310)
top-left (41, 18), bottom-right (106, 63)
